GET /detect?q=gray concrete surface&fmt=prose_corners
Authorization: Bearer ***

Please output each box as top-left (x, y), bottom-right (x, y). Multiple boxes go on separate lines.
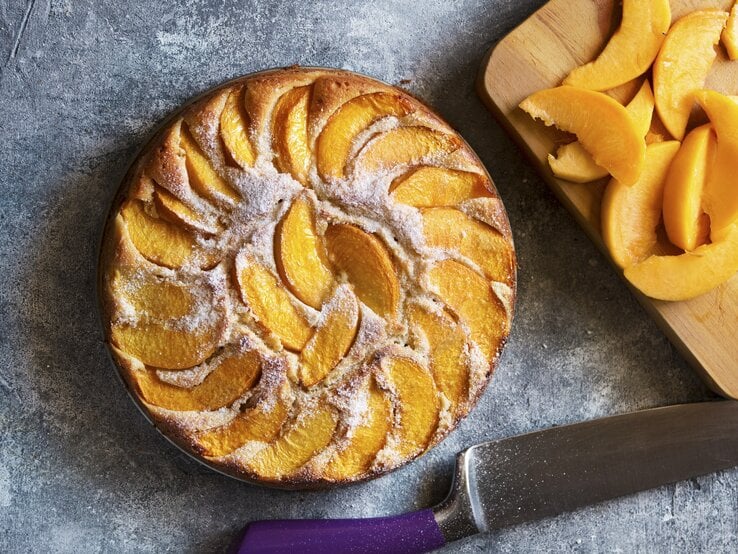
top-left (1, 0), bottom-right (735, 552)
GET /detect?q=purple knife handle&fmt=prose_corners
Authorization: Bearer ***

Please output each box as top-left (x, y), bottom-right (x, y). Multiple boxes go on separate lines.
top-left (230, 509), bottom-right (446, 554)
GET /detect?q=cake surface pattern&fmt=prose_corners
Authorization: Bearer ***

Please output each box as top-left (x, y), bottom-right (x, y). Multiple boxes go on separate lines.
top-left (99, 67), bottom-right (516, 487)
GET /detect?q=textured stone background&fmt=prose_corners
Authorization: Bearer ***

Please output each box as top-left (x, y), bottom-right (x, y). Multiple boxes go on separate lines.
top-left (1, 0), bottom-right (736, 552)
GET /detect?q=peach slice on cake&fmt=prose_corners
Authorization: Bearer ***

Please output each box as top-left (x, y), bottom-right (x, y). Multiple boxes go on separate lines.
top-left (723, 2), bottom-right (738, 60)
top-left (272, 86), bottom-right (312, 184)
top-left (389, 167), bottom-right (493, 207)
top-left (246, 404), bottom-right (338, 479)
top-left (197, 380), bottom-right (294, 457)
top-left (355, 126), bottom-right (460, 175)
top-left (325, 224), bottom-right (400, 319)
top-left (520, 86), bottom-right (646, 186)
top-left (429, 260), bottom-right (509, 362)
top-left (220, 86), bottom-right (256, 169)
top-left (322, 379), bottom-right (391, 480)
top-left (316, 92), bottom-right (414, 180)
top-left (110, 271), bottom-right (223, 370)
top-left (653, 10), bottom-right (728, 141)
top-left (299, 287), bottom-right (359, 388)
top-left (624, 225), bottom-right (738, 301)
top-left (408, 305), bottom-right (469, 417)
top-left (152, 186), bottom-right (221, 236)
top-left (695, 90), bottom-right (738, 241)
top-left (237, 259), bottom-right (313, 351)
top-left (601, 141), bottom-right (680, 268)
top-left (197, 380), bottom-right (293, 457)
top-left (180, 126), bottom-right (241, 203)
top-left (548, 80), bottom-right (655, 183)
top-left (563, 0), bottom-right (671, 91)
top-left (274, 194), bottom-right (335, 309)
top-left (120, 199), bottom-right (195, 269)
top-left (663, 125), bottom-right (716, 251)
top-left (385, 357), bottom-right (439, 459)
top-left (422, 207), bottom-right (515, 285)
top-left (130, 349), bottom-right (262, 411)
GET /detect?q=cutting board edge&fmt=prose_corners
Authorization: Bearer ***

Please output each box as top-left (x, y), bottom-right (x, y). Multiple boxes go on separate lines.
top-left (476, 41), bottom-right (738, 400)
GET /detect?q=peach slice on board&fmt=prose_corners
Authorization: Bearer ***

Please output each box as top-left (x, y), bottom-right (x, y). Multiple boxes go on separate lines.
top-left (663, 124), bottom-right (716, 252)
top-left (299, 288), bottom-right (359, 388)
top-left (408, 305), bottom-right (469, 417)
top-left (325, 224), bottom-right (400, 319)
top-left (275, 195), bottom-right (335, 309)
top-left (429, 260), bottom-right (508, 361)
top-left (120, 199), bottom-right (194, 269)
top-left (272, 86), bottom-right (312, 184)
top-left (695, 90), bottom-right (738, 241)
top-left (322, 379), bottom-right (391, 480)
top-left (723, 2), bottom-right (738, 60)
top-left (520, 86), bottom-right (645, 186)
top-left (563, 0), bottom-right (671, 91)
top-left (220, 87), bottom-right (256, 169)
top-left (246, 404), bottom-right (338, 479)
top-left (389, 167), bottom-right (493, 207)
top-left (180, 126), bottom-right (241, 203)
top-left (354, 126), bottom-right (460, 175)
top-left (385, 357), bottom-right (439, 459)
top-left (422, 207), bottom-right (514, 285)
top-left (601, 141), bottom-right (681, 269)
top-left (548, 80), bottom-right (655, 183)
top-left (153, 187), bottom-right (220, 236)
top-left (316, 92), bottom-right (414, 180)
top-left (237, 260), bottom-right (313, 352)
top-left (624, 224), bottom-right (738, 301)
top-left (110, 272), bottom-right (223, 370)
top-left (197, 381), bottom-right (294, 458)
top-left (653, 10), bottom-right (728, 141)
top-left (131, 349), bottom-right (261, 411)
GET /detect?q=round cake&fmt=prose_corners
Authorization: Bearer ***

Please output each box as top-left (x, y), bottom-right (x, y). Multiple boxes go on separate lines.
top-left (99, 67), bottom-right (516, 487)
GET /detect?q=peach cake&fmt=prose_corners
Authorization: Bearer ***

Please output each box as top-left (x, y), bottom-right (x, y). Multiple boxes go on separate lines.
top-left (99, 67), bottom-right (516, 487)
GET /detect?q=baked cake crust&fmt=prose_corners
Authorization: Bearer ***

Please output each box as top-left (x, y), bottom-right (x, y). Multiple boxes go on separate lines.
top-left (99, 67), bottom-right (516, 488)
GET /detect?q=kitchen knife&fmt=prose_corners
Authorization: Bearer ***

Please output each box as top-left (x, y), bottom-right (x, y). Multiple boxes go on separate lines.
top-left (231, 401), bottom-right (738, 553)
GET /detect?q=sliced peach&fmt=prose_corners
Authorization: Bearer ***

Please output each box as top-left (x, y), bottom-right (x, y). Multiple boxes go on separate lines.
top-left (408, 305), bottom-right (468, 417)
top-left (723, 2), bottom-right (738, 60)
top-left (299, 288), bottom-right (359, 388)
top-left (322, 379), bottom-right (390, 480)
top-left (601, 141), bottom-right (680, 268)
top-left (317, 92), bottom-right (414, 180)
top-left (654, 10), bottom-right (728, 141)
top-left (695, 90), bottom-right (738, 240)
top-left (385, 357), bottom-right (439, 459)
top-left (520, 86), bottom-right (645, 185)
top-left (624, 224), bottom-right (738, 301)
top-left (131, 349), bottom-right (261, 411)
top-left (422, 207), bottom-right (514, 284)
top-left (120, 199), bottom-right (194, 268)
top-left (272, 86), bottom-right (311, 184)
top-left (549, 80), bottom-right (655, 183)
top-left (237, 261), bottom-right (312, 351)
top-left (152, 186), bottom-right (220, 236)
top-left (180, 126), bottom-right (240, 203)
top-left (246, 405), bottom-right (337, 479)
top-left (355, 126), bottom-right (460, 175)
top-left (197, 381), bottom-right (293, 458)
top-left (274, 195), bottom-right (334, 309)
top-left (389, 167), bottom-right (493, 207)
top-left (325, 224), bottom-right (400, 318)
top-left (563, 0), bottom-right (671, 91)
top-left (428, 260), bottom-right (508, 361)
top-left (663, 124), bottom-right (716, 251)
top-left (110, 273), bottom-right (222, 369)
top-left (220, 87), bottom-right (256, 169)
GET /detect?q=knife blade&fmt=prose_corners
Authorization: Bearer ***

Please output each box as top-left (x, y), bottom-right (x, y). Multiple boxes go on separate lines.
top-left (231, 401), bottom-right (738, 554)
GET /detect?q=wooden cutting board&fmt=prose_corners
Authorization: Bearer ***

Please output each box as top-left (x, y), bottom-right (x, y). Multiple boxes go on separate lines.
top-left (477, 0), bottom-right (738, 398)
